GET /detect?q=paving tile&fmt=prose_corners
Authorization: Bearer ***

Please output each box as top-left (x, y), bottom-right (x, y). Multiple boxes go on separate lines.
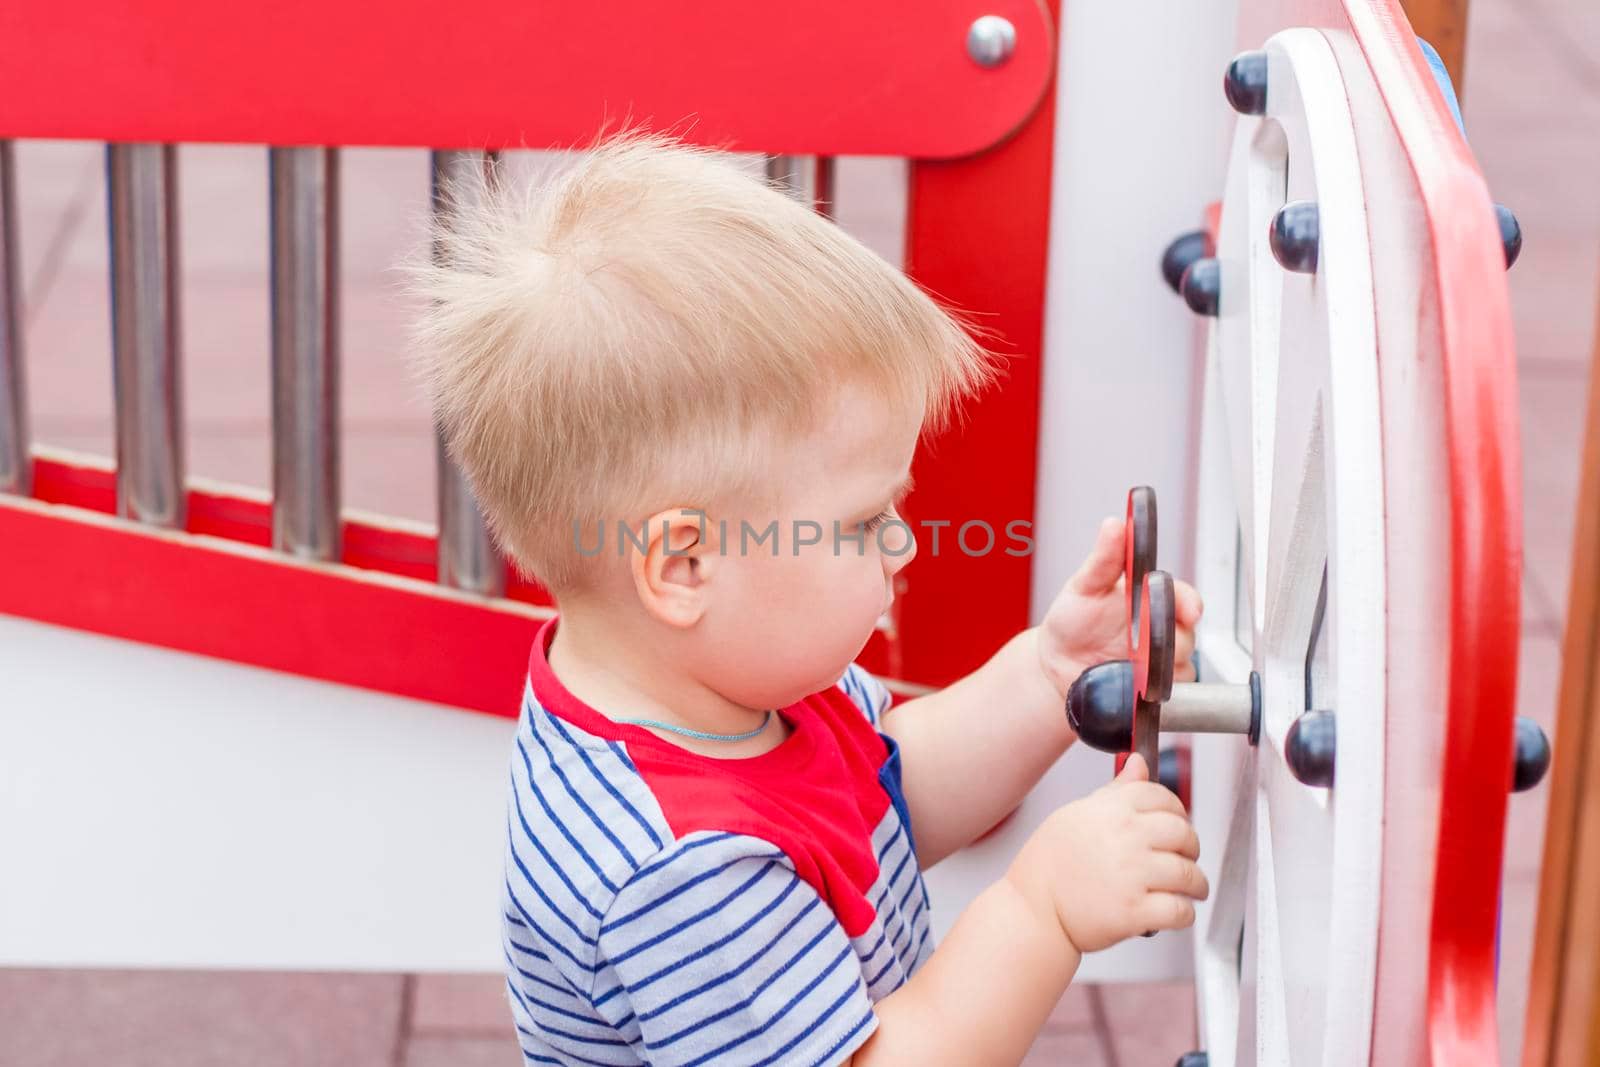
top-left (1505, 234), bottom-right (1600, 371)
top-left (1502, 0), bottom-right (1600, 94)
top-left (1023, 1025), bottom-right (1108, 1066)
top-left (1047, 982), bottom-right (1096, 1031)
top-left (343, 423), bottom-right (438, 524)
top-left (1520, 373), bottom-right (1591, 629)
top-left (410, 972), bottom-right (513, 1035)
top-left (10, 140), bottom-right (100, 310)
top-left (1498, 872), bottom-right (1545, 1067)
top-left (0, 968), bottom-right (405, 1067)
top-left (1099, 980), bottom-right (1198, 1065)
top-left (404, 1033), bottom-right (523, 1067)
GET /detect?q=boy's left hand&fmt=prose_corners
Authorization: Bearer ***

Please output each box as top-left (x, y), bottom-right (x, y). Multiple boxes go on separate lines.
top-left (1037, 516), bottom-right (1203, 702)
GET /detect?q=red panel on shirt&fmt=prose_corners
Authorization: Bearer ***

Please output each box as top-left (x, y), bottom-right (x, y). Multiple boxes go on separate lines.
top-left (526, 618), bottom-right (895, 938)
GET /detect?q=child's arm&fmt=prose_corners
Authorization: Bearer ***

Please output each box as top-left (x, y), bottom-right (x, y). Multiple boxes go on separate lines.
top-left (845, 755), bottom-right (1206, 1065)
top-left (880, 517), bottom-right (1202, 867)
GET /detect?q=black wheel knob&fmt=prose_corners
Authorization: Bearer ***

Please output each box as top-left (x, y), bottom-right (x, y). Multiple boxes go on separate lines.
top-left (1066, 660), bottom-right (1134, 752)
top-left (1158, 746), bottom-right (1191, 810)
top-left (1270, 201), bottom-right (1319, 274)
top-left (1495, 203), bottom-right (1522, 269)
top-left (1286, 709), bottom-right (1336, 787)
top-left (1175, 1053), bottom-right (1209, 1067)
top-left (1162, 230), bottom-right (1212, 295)
top-left (1180, 258), bottom-right (1221, 316)
top-left (1512, 715), bottom-right (1551, 792)
top-left (1224, 50), bottom-right (1269, 115)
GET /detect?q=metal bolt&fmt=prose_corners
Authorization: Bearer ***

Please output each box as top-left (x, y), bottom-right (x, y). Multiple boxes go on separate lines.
top-left (967, 15), bottom-right (1017, 68)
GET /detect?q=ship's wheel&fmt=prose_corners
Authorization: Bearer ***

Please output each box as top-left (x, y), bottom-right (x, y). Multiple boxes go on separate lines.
top-left (1186, 32), bottom-right (1387, 1066)
top-left (1067, 29), bottom-right (1549, 1067)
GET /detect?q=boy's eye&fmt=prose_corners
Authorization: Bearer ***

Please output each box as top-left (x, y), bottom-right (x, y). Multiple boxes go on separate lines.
top-left (861, 510), bottom-right (892, 533)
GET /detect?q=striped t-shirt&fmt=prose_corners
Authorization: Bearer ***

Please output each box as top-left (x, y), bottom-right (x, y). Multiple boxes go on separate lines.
top-left (502, 617), bottom-right (933, 1066)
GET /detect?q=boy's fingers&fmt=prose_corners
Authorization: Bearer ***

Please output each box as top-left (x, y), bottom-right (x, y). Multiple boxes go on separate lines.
top-left (1145, 853), bottom-right (1210, 900)
top-left (1175, 628), bottom-right (1195, 676)
top-left (1127, 780), bottom-right (1187, 815)
top-left (1116, 752), bottom-right (1150, 783)
top-left (1066, 516), bottom-right (1125, 595)
top-left (1137, 892), bottom-right (1197, 932)
top-left (1175, 580), bottom-right (1204, 625)
top-left (1142, 812), bottom-right (1201, 860)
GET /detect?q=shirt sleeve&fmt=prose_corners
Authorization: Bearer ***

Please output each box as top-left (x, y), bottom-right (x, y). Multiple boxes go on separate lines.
top-left (836, 663), bottom-right (893, 728)
top-left (592, 831), bottom-right (877, 1067)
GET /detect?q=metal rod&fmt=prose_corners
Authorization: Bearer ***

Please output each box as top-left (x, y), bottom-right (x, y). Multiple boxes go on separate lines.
top-left (0, 140), bottom-right (27, 496)
top-left (429, 149), bottom-right (505, 596)
top-left (107, 143), bottom-right (183, 526)
top-left (765, 155), bottom-right (831, 213)
top-left (1161, 682), bottom-right (1256, 735)
top-left (270, 146), bottom-right (341, 562)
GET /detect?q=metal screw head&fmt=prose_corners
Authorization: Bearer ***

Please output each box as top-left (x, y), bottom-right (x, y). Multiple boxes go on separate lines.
top-left (967, 15), bottom-right (1017, 68)
top-left (1270, 200), bottom-right (1320, 274)
top-left (1224, 50), bottom-right (1269, 115)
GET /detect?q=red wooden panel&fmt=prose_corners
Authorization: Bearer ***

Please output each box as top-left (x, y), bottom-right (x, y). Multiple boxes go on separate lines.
top-left (1339, 2), bottom-right (1521, 1060)
top-left (897, 7), bottom-right (1058, 686)
top-left (11, 453), bottom-right (899, 703)
top-left (0, 1), bottom-right (1054, 159)
top-left (0, 494), bottom-right (546, 718)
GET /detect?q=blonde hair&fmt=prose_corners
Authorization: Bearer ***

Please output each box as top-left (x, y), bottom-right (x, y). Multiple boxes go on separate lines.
top-left (403, 132), bottom-right (999, 592)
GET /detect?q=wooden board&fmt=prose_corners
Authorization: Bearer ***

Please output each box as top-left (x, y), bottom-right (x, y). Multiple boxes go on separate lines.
top-left (0, 1), bottom-right (1054, 159)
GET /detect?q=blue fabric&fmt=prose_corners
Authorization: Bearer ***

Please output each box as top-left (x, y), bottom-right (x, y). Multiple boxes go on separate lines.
top-left (1416, 37), bottom-right (1468, 139)
top-left (876, 732), bottom-right (917, 860)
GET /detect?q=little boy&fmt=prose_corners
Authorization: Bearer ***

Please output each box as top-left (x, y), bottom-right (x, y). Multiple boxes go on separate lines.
top-left (407, 134), bottom-right (1207, 1066)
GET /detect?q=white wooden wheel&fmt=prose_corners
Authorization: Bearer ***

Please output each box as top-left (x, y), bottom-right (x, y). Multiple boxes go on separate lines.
top-left (1187, 30), bottom-right (1387, 1067)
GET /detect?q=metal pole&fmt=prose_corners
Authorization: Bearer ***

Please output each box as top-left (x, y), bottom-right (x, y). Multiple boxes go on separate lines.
top-left (1160, 682), bottom-right (1256, 735)
top-left (270, 146), bottom-right (341, 562)
top-left (0, 141), bottom-right (27, 496)
top-left (429, 149), bottom-right (505, 596)
top-left (107, 143), bottom-right (183, 527)
top-left (765, 155), bottom-right (832, 214)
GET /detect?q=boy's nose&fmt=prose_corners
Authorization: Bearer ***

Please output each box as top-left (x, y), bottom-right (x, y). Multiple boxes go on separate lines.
top-left (883, 526), bottom-right (917, 572)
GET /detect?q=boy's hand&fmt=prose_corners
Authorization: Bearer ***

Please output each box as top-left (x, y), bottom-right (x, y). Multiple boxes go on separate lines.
top-left (1037, 516), bottom-right (1203, 700)
top-left (1006, 754), bottom-right (1208, 953)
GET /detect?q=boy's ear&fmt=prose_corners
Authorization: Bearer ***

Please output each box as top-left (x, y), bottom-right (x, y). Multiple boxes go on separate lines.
top-left (630, 507), bottom-right (720, 628)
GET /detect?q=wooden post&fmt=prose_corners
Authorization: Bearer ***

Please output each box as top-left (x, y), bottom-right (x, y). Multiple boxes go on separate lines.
top-left (1522, 300), bottom-right (1600, 1066)
top-left (1401, 0), bottom-right (1471, 93)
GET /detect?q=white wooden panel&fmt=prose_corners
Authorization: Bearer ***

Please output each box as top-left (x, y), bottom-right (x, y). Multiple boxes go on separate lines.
top-left (0, 615), bottom-right (516, 972)
top-left (965, 0), bottom-right (1241, 986)
top-left (1189, 29), bottom-right (1385, 1067)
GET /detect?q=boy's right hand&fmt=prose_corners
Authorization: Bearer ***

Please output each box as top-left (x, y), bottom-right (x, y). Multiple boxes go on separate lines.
top-left (1006, 753), bottom-right (1208, 954)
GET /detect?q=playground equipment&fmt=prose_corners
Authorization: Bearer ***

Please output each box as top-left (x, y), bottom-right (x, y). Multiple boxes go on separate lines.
top-left (0, 1), bottom-right (1547, 1064)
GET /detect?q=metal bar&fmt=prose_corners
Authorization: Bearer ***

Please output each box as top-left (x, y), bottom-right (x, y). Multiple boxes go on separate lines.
top-left (107, 142), bottom-right (183, 527)
top-left (0, 140), bottom-right (27, 496)
top-left (270, 146), bottom-right (341, 561)
top-left (765, 155), bottom-right (826, 211)
top-left (1161, 682), bottom-right (1255, 735)
top-left (429, 149), bottom-right (505, 596)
